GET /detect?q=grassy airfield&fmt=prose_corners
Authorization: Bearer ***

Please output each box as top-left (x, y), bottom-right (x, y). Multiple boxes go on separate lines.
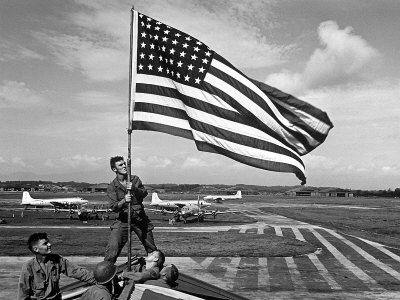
top-left (1, 192), bottom-right (399, 258)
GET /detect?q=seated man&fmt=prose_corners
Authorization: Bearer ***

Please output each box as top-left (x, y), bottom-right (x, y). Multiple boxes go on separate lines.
top-left (121, 250), bottom-right (165, 283)
top-left (80, 261), bottom-right (123, 300)
top-left (18, 232), bottom-right (95, 300)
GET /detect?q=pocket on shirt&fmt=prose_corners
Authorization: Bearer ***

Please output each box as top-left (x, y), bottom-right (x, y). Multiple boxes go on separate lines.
top-left (33, 280), bottom-right (45, 296)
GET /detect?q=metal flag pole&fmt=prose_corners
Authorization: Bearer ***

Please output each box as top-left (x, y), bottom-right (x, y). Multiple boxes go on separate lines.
top-left (127, 6), bottom-right (137, 272)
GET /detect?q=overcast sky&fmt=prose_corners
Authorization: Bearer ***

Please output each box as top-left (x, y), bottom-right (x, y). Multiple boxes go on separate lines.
top-left (1, 0), bottom-right (399, 190)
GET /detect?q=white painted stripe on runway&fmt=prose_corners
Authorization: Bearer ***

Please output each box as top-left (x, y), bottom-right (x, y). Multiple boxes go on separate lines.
top-left (325, 228), bottom-right (400, 281)
top-left (258, 257), bottom-right (270, 291)
top-left (199, 257), bottom-right (215, 269)
top-left (285, 257), bottom-right (307, 292)
top-left (292, 228), bottom-right (341, 290)
top-left (356, 237), bottom-right (400, 263)
top-left (274, 226), bottom-right (283, 237)
top-left (310, 228), bottom-right (385, 292)
top-left (239, 226), bottom-right (250, 233)
top-left (177, 257), bottom-right (231, 290)
top-left (225, 257), bottom-right (241, 290)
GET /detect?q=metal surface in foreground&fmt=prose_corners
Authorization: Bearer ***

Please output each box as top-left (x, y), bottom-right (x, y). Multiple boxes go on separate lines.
top-left (60, 258), bottom-right (248, 300)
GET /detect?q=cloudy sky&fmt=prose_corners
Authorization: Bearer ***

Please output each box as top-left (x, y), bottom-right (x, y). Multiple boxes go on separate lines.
top-left (1, 0), bottom-right (399, 190)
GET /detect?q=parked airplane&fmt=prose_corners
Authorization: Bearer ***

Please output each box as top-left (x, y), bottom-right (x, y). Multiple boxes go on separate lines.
top-left (21, 191), bottom-right (88, 209)
top-left (203, 190), bottom-right (242, 203)
top-left (149, 192), bottom-right (225, 223)
top-left (150, 192), bottom-right (212, 209)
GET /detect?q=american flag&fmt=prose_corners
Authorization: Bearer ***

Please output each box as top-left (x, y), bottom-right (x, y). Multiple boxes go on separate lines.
top-left (131, 10), bottom-right (333, 184)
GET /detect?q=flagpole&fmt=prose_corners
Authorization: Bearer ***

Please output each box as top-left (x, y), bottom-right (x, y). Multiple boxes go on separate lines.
top-left (127, 5), bottom-right (136, 272)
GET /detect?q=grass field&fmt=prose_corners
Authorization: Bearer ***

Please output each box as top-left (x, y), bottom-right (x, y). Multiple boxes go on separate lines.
top-left (1, 192), bottom-right (399, 257)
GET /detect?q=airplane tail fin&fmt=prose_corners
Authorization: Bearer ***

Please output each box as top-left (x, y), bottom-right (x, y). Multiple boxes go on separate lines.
top-left (21, 191), bottom-right (34, 205)
top-left (151, 193), bottom-right (163, 205)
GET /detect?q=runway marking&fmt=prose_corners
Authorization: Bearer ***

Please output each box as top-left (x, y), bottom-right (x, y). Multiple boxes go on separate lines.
top-left (258, 257), bottom-right (270, 291)
top-left (355, 237), bottom-right (400, 263)
top-left (239, 226), bottom-right (250, 233)
top-left (225, 257), bottom-right (241, 290)
top-left (292, 227), bottom-right (341, 290)
top-left (274, 226), bottom-right (283, 237)
top-left (199, 257), bottom-right (215, 269)
top-left (324, 228), bottom-right (400, 281)
top-left (285, 257), bottom-right (307, 292)
top-left (310, 228), bottom-right (386, 292)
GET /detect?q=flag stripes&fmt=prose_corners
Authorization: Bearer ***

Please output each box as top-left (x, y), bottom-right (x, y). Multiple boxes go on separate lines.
top-left (131, 11), bottom-right (333, 183)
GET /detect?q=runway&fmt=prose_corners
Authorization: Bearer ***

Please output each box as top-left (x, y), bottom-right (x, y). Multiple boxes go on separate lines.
top-left (2, 206), bottom-right (400, 299)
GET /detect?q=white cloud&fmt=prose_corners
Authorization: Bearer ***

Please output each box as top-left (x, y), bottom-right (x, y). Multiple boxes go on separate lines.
top-left (12, 157), bottom-right (27, 167)
top-left (75, 90), bottom-right (124, 106)
top-left (32, 0), bottom-right (290, 82)
top-left (0, 40), bottom-right (44, 62)
top-left (0, 80), bottom-right (44, 107)
top-left (266, 21), bottom-right (380, 94)
top-left (33, 32), bottom-right (127, 82)
top-left (44, 159), bottom-right (57, 169)
top-left (132, 156), bottom-right (172, 169)
top-left (182, 157), bottom-right (219, 168)
top-left (60, 154), bottom-right (103, 168)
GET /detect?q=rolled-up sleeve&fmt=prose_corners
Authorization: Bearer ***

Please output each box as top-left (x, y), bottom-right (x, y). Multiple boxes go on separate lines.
top-left (60, 257), bottom-right (95, 284)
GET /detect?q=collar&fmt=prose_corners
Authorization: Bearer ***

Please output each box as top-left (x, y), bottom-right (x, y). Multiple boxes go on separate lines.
top-left (111, 177), bottom-right (127, 192)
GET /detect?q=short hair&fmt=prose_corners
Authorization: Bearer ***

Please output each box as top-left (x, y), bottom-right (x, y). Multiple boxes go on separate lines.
top-left (110, 156), bottom-right (124, 170)
top-left (28, 232), bottom-right (48, 253)
top-left (154, 250), bottom-right (165, 267)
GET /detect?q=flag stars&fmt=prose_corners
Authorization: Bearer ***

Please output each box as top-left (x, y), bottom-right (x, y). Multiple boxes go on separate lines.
top-left (140, 53), bottom-right (145, 59)
top-left (195, 77), bottom-right (201, 84)
top-left (149, 54), bottom-right (154, 60)
top-left (158, 66), bottom-right (163, 72)
top-left (199, 66), bottom-right (205, 73)
top-left (172, 39), bottom-right (178, 45)
top-left (202, 58), bottom-right (209, 64)
top-left (180, 51), bottom-right (186, 57)
top-left (185, 37), bottom-right (191, 41)
top-left (155, 26), bottom-right (160, 31)
top-left (170, 48), bottom-right (176, 55)
top-left (196, 41), bottom-right (202, 45)
top-left (141, 32), bottom-right (147, 38)
top-left (193, 46), bottom-right (199, 52)
top-left (150, 44), bottom-right (155, 49)
top-left (154, 35), bottom-right (159, 40)
top-left (191, 54), bottom-right (197, 60)
top-left (138, 64), bottom-right (143, 70)
top-left (182, 43), bottom-right (188, 49)
top-left (176, 73), bottom-right (181, 79)
top-left (161, 46), bottom-right (166, 52)
top-left (175, 33), bottom-right (181, 37)
top-left (184, 75), bottom-right (190, 81)
top-left (169, 59), bottom-right (174, 65)
top-left (159, 55), bottom-right (163, 61)
top-left (162, 36), bottom-right (168, 42)
top-left (164, 30), bottom-right (170, 34)
top-left (146, 24), bottom-right (151, 29)
top-left (148, 64), bottom-right (153, 70)
top-left (188, 64), bottom-right (194, 71)
top-left (177, 61), bottom-right (183, 67)
top-left (205, 51), bottom-right (211, 57)
top-left (141, 42), bottom-right (146, 48)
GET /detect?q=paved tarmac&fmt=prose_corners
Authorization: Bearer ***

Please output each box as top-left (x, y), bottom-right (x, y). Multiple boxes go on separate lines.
top-left (2, 204), bottom-right (400, 299)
